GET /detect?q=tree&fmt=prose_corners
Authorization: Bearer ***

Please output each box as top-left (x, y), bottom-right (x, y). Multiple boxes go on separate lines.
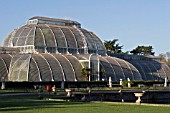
top-left (81, 67), bottom-right (91, 81)
top-left (130, 46), bottom-right (155, 55)
top-left (99, 68), bottom-right (105, 80)
top-left (159, 52), bottom-right (170, 66)
top-left (104, 39), bottom-right (123, 54)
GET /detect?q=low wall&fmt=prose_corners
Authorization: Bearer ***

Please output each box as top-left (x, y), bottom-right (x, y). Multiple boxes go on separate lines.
top-left (74, 90), bottom-right (170, 104)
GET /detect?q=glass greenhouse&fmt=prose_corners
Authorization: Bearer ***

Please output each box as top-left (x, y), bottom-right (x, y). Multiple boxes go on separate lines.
top-left (0, 16), bottom-right (169, 82)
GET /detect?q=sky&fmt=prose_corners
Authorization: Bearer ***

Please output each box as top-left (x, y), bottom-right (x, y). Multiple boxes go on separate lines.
top-left (0, 0), bottom-right (170, 55)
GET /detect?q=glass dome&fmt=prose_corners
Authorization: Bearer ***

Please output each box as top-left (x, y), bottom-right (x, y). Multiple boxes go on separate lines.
top-left (2, 16), bottom-right (106, 55)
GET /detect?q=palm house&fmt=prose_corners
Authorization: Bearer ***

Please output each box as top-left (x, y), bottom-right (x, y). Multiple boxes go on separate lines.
top-left (0, 16), bottom-right (169, 83)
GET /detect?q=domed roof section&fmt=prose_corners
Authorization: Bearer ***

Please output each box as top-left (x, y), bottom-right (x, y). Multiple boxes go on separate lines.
top-left (2, 16), bottom-right (106, 55)
top-left (8, 53), bottom-right (142, 82)
top-left (0, 54), bottom-right (12, 81)
top-left (8, 53), bottom-right (84, 82)
top-left (109, 54), bottom-right (170, 81)
top-left (74, 54), bottom-right (142, 82)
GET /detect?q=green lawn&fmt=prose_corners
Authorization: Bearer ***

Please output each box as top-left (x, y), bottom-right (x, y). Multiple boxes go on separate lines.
top-left (0, 95), bottom-right (169, 113)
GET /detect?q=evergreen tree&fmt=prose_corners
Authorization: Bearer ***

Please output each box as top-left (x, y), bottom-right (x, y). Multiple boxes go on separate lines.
top-left (130, 46), bottom-right (155, 55)
top-left (104, 39), bottom-right (123, 54)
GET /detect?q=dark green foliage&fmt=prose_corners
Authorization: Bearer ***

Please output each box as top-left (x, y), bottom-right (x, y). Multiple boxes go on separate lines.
top-left (81, 68), bottom-right (92, 80)
top-left (104, 39), bottom-right (123, 54)
top-left (130, 46), bottom-right (155, 55)
top-left (99, 68), bottom-right (105, 80)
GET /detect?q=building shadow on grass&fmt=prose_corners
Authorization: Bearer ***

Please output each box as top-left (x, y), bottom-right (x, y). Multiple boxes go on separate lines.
top-left (0, 95), bottom-right (88, 112)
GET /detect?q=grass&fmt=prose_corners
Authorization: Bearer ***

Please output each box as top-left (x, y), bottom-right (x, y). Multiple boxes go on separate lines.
top-left (0, 95), bottom-right (169, 113)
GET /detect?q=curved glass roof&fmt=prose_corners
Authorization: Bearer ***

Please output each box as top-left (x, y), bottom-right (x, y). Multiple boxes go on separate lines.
top-left (109, 54), bottom-right (170, 81)
top-left (2, 52), bottom-right (169, 82)
top-left (74, 54), bottom-right (142, 82)
top-left (7, 53), bottom-right (142, 82)
top-left (0, 54), bottom-right (12, 81)
top-left (2, 17), bottom-right (106, 55)
top-left (8, 53), bottom-right (84, 82)
top-left (100, 56), bottom-right (142, 81)
top-left (129, 60), bottom-right (170, 81)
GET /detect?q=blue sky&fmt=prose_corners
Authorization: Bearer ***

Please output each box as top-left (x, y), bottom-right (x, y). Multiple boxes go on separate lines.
top-left (0, 0), bottom-right (170, 55)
